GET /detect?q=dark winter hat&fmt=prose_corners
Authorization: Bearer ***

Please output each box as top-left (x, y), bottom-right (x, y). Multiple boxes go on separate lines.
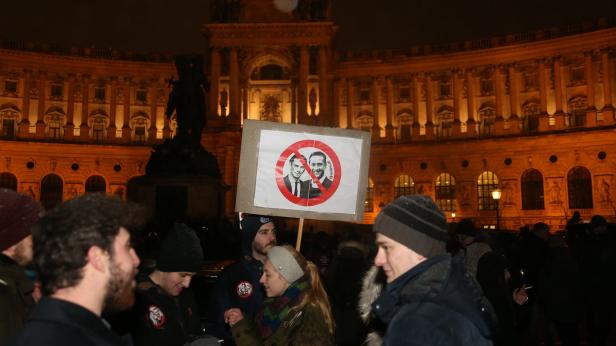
top-left (0, 189), bottom-right (43, 251)
top-left (240, 214), bottom-right (274, 256)
top-left (373, 195), bottom-right (448, 258)
top-left (455, 218), bottom-right (478, 237)
top-left (156, 223), bottom-right (204, 273)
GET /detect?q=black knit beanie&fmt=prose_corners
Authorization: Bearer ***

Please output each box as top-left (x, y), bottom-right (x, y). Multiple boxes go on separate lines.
top-left (156, 223), bottom-right (204, 273)
top-left (0, 188), bottom-right (43, 251)
top-left (373, 195), bottom-right (448, 258)
top-left (240, 214), bottom-right (274, 256)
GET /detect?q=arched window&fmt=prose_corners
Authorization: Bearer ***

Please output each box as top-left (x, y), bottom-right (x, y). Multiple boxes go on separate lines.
top-left (130, 112), bottom-right (150, 144)
top-left (356, 111), bottom-right (374, 132)
top-left (567, 96), bottom-right (587, 128)
top-left (436, 106), bottom-right (454, 137)
top-left (522, 100), bottom-right (541, 133)
top-left (365, 178), bottom-right (375, 212)
top-left (85, 175), bottom-right (107, 193)
top-left (88, 111), bottom-right (109, 143)
top-left (41, 174), bottom-right (63, 210)
top-left (435, 173), bottom-right (456, 211)
top-left (394, 175), bottom-right (415, 198)
top-left (397, 109), bottom-right (413, 142)
top-left (477, 171), bottom-right (499, 210)
top-left (45, 106), bottom-right (66, 139)
top-left (0, 103), bottom-right (20, 138)
top-left (568, 166), bottom-right (593, 209)
top-left (0, 172), bottom-right (18, 191)
top-left (478, 103), bottom-right (496, 136)
top-left (521, 169), bottom-right (544, 210)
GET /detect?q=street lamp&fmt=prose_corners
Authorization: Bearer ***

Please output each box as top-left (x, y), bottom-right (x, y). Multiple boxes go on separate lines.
top-left (492, 188), bottom-right (502, 231)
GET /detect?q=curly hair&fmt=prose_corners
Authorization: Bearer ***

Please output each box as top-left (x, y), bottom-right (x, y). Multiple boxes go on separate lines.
top-left (33, 193), bottom-right (143, 295)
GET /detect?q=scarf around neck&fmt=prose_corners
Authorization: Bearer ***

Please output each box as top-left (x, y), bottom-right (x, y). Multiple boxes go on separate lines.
top-left (255, 276), bottom-right (309, 339)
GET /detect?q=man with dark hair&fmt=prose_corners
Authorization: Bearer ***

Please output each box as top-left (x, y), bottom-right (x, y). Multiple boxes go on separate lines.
top-left (206, 214), bottom-right (276, 344)
top-left (8, 193), bottom-right (141, 346)
top-left (283, 154), bottom-right (310, 198)
top-left (370, 195), bottom-right (494, 345)
top-left (0, 189), bottom-right (43, 344)
top-left (132, 223), bottom-right (216, 346)
top-left (308, 151), bottom-right (332, 198)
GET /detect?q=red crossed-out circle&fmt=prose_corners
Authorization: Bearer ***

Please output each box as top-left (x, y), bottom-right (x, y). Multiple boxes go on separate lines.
top-left (275, 140), bottom-right (341, 206)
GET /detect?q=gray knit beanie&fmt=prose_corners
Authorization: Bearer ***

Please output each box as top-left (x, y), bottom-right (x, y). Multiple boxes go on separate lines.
top-left (373, 195), bottom-right (448, 258)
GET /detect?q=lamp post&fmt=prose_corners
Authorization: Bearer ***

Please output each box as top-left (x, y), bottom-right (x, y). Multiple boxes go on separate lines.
top-left (492, 188), bottom-right (502, 231)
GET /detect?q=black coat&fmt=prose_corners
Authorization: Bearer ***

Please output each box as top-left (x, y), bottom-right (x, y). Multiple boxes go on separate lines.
top-left (131, 277), bottom-right (202, 346)
top-left (205, 257), bottom-right (265, 344)
top-left (7, 297), bottom-right (128, 346)
top-left (373, 255), bottom-right (495, 346)
top-left (0, 254), bottom-right (35, 344)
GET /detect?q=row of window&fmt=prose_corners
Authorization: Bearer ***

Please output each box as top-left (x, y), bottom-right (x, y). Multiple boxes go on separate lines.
top-left (347, 64), bottom-right (590, 105)
top-left (365, 166), bottom-right (596, 212)
top-left (0, 172), bottom-right (108, 210)
top-left (3, 79), bottom-right (151, 103)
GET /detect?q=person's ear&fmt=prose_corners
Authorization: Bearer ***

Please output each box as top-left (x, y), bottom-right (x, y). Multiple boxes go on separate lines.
top-left (87, 246), bottom-right (109, 273)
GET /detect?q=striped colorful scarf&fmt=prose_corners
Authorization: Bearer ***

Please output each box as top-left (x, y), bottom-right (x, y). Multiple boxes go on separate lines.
top-left (255, 277), bottom-right (309, 339)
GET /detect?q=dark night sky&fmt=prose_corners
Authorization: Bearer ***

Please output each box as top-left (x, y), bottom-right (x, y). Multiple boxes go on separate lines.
top-left (1, 0), bottom-right (614, 54)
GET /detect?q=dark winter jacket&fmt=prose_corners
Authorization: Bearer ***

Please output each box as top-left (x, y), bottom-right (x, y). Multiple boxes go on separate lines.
top-left (372, 254), bottom-right (495, 346)
top-left (7, 297), bottom-right (128, 346)
top-left (0, 254), bottom-right (36, 344)
top-left (206, 256), bottom-right (265, 344)
top-left (132, 276), bottom-right (202, 346)
top-left (231, 304), bottom-right (334, 346)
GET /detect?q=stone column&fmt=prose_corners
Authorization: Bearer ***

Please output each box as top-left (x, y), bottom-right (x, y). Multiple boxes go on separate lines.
top-left (148, 81), bottom-right (158, 144)
top-left (291, 80), bottom-right (298, 124)
top-left (35, 71), bottom-right (47, 138)
top-left (385, 77), bottom-right (395, 140)
top-left (107, 77), bottom-right (117, 141)
top-left (424, 74), bottom-right (435, 139)
top-left (601, 49), bottom-right (614, 123)
top-left (121, 78), bottom-right (132, 142)
top-left (494, 67), bottom-right (506, 134)
top-left (585, 51), bottom-right (597, 126)
top-left (466, 70), bottom-right (477, 136)
top-left (332, 78), bottom-right (342, 128)
top-left (553, 57), bottom-right (565, 128)
top-left (452, 70), bottom-right (463, 136)
top-left (411, 74), bottom-right (421, 138)
top-left (346, 78), bottom-right (354, 129)
top-left (64, 74), bottom-right (75, 140)
top-left (318, 46), bottom-right (330, 125)
top-left (18, 70), bottom-right (31, 137)
top-left (242, 82), bottom-right (249, 121)
top-left (79, 75), bottom-right (90, 140)
top-left (298, 46), bottom-right (309, 124)
top-left (538, 60), bottom-right (550, 131)
top-left (507, 65), bottom-right (522, 132)
top-left (209, 48), bottom-right (222, 128)
top-left (371, 77), bottom-right (381, 141)
top-left (227, 48), bottom-right (241, 127)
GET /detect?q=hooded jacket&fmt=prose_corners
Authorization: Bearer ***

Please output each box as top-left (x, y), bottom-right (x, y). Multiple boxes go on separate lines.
top-left (372, 254), bottom-right (495, 346)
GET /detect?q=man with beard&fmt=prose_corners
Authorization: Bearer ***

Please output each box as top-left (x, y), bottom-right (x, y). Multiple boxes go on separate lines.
top-left (206, 214), bottom-right (277, 344)
top-left (7, 194), bottom-right (141, 346)
top-left (307, 151), bottom-right (333, 199)
top-left (0, 189), bottom-right (43, 344)
top-left (131, 223), bottom-right (216, 346)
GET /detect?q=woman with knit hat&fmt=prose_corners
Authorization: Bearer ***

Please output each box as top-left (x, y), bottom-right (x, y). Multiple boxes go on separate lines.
top-left (224, 245), bottom-right (334, 345)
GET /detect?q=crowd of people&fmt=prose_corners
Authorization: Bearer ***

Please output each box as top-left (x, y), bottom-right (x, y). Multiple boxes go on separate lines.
top-left (1, 188), bottom-right (616, 345)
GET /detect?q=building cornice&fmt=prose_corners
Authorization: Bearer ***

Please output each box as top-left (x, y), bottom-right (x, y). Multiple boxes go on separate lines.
top-left (203, 22), bottom-right (337, 47)
top-left (336, 27), bottom-right (616, 77)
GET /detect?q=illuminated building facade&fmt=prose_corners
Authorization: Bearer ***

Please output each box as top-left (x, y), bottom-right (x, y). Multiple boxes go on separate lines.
top-left (1, 1), bottom-right (615, 230)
